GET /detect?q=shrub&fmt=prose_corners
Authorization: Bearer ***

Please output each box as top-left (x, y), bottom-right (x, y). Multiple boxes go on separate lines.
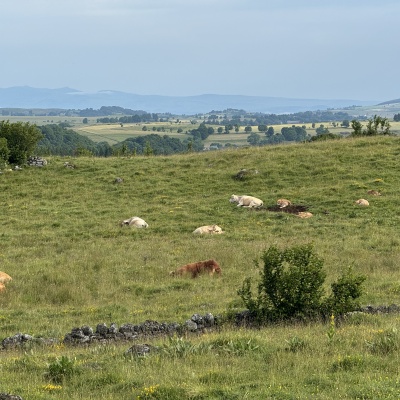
top-left (45, 355), bottom-right (79, 384)
top-left (238, 244), bottom-right (326, 321)
top-left (324, 267), bottom-right (366, 315)
top-left (238, 244), bottom-right (365, 323)
top-left (366, 328), bottom-right (399, 355)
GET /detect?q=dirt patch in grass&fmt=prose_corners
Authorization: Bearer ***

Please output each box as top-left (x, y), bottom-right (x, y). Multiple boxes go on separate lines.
top-left (251, 204), bottom-right (311, 214)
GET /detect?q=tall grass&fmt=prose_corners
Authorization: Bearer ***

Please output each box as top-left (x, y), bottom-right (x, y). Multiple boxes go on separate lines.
top-left (1, 136), bottom-right (400, 398)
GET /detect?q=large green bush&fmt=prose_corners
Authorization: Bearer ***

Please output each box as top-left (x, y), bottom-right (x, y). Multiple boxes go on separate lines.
top-left (0, 120), bottom-right (43, 164)
top-left (238, 244), bottom-right (365, 322)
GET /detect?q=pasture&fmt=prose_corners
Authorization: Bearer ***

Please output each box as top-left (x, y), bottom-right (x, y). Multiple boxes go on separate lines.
top-left (1, 136), bottom-right (400, 399)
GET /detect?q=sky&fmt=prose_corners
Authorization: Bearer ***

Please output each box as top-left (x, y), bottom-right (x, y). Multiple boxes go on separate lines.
top-left (1, 0), bottom-right (399, 102)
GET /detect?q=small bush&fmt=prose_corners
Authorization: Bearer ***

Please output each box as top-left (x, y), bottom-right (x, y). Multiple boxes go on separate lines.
top-left (45, 355), bottom-right (79, 384)
top-left (285, 336), bottom-right (308, 352)
top-left (331, 355), bottom-right (365, 372)
top-left (238, 244), bottom-right (365, 323)
top-left (366, 328), bottom-right (399, 355)
top-left (238, 244), bottom-right (326, 321)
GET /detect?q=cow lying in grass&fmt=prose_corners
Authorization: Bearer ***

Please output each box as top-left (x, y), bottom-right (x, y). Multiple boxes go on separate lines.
top-left (120, 216), bottom-right (149, 228)
top-left (193, 225), bottom-right (224, 234)
top-left (367, 190), bottom-right (381, 196)
top-left (0, 271), bottom-right (12, 283)
top-left (229, 194), bottom-right (263, 208)
top-left (170, 259), bottom-right (221, 278)
top-left (277, 198), bottom-right (292, 208)
top-left (0, 271), bottom-right (12, 293)
top-left (355, 199), bottom-right (369, 206)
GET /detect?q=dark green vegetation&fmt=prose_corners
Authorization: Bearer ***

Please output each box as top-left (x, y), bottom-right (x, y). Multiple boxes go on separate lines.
top-left (1, 136), bottom-right (400, 399)
top-left (238, 244), bottom-right (365, 322)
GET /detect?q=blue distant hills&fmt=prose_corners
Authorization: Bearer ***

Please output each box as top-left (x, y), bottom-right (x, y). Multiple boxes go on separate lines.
top-left (0, 86), bottom-right (379, 114)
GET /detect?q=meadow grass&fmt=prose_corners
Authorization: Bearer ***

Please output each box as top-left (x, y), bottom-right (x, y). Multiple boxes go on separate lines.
top-left (1, 135), bottom-right (400, 398)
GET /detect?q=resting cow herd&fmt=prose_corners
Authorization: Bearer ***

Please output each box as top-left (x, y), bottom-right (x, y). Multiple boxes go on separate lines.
top-left (116, 190), bottom-right (380, 279)
top-left (0, 188), bottom-right (380, 294)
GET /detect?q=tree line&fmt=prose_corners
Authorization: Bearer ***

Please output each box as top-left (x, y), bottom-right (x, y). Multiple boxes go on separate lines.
top-left (0, 114), bottom-right (395, 165)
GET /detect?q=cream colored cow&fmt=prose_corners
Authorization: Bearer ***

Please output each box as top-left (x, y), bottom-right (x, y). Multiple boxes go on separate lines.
top-left (277, 198), bottom-right (292, 208)
top-left (120, 216), bottom-right (149, 228)
top-left (193, 225), bottom-right (224, 234)
top-left (0, 271), bottom-right (12, 283)
top-left (355, 199), bottom-right (369, 206)
top-left (229, 194), bottom-right (263, 208)
top-left (296, 212), bottom-right (313, 218)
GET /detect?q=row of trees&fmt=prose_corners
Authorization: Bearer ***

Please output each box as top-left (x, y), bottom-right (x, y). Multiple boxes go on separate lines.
top-left (0, 114), bottom-right (395, 165)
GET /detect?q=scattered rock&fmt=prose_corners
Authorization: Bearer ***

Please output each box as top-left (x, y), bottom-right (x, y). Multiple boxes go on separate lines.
top-left (233, 169), bottom-right (259, 180)
top-left (125, 343), bottom-right (157, 357)
top-left (64, 162), bottom-right (75, 169)
top-left (114, 177), bottom-right (123, 184)
top-left (0, 393), bottom-right (24, 400)
top-left (27, 156), bottom-right (47, 167)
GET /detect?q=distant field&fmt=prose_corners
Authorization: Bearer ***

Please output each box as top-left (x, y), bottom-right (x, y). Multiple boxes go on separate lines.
top-left (2, 114), bottom-right (400, 147)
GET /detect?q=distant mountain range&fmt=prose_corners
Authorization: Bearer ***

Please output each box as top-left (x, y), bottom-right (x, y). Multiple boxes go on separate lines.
top-left (0, 86), bottom-right (381, 115)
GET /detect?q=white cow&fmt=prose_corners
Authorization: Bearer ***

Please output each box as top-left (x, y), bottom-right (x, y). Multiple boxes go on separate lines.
top-left (193, 225), bottom-right (224, 234)
top-left (121, 216), bottom-right (149, 228)
top-left (355, 199), bottom-right (369, 207)
top-left (229, 194), bottom-right (263, 208)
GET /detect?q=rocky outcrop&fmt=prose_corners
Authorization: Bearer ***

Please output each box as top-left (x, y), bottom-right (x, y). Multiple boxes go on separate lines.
top-left (27, 156), bottom-right (47, 167)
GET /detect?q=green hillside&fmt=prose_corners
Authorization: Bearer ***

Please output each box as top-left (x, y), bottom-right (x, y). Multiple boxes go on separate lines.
top-left (1, 136), bottom-right (400, 399)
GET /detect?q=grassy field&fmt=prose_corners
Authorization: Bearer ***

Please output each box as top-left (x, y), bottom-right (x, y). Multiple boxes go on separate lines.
top-left (1, 136), bottom-right (400, 399)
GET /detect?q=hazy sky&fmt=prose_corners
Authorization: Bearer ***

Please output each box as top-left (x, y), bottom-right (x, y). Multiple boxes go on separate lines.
top-left (1, 0), bottom-right (399, 101)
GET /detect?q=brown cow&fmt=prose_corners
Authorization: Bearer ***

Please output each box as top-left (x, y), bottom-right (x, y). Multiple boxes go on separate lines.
top-left (170, 259), bottom-right (221, 278)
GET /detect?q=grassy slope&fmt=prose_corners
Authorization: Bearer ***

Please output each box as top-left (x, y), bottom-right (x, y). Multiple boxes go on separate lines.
top-left (1, 136), bottom-right (400, 399)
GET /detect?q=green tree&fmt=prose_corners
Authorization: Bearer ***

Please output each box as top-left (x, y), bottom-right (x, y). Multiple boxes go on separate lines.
top-left (266, 126), bottom-right (274, 137)
top-left (351, 116), bottom-right (391, 137)
top-left (82, 118), bottom-right (88, 124)
top-left (364, 115), bottom-right (391, 136)
top-left (315, 124), bottom-right (330, 135)
top-left (351, 120), bottom-right (363, 136)
top-left (0, 137), bottom-right (10, 165)
top-left (394, 113), bottom-right (400, 122)
top-left (258, 124), bottom-right (267, 132)
top-left (144, 141), bottom-right (154, 156)
top-left (341, 120), bottom-right (350, 128)
top-left (0, 120), bottom-right (43, 164)
top-left (247, 132), bottom-right (260, 145)
top-left (244, 126), bottom-right (252, 133)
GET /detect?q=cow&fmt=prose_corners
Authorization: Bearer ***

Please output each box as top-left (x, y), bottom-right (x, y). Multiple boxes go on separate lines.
top-left (367, 190), bottom-right (381, 196)
top-left (277, 198), bottom-right (292, 208)
top-left (229, 194), bottom-right (263, 208)
top-left (355, 199), bottom-right (369, 206)
top-left (0, 271), bottom-right (12, 283)
top-left (170, 259), bottom-right (221, 278)
top-left (193, 225), bottom-right (224, 234)
top-left (296, 212), bottom-right (313, 218)
top-left (120, 216), bottom-right (149, 228)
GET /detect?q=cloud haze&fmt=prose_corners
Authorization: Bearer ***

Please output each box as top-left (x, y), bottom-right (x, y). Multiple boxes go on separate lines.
top-left (1, 0), bottom-right (399, 101)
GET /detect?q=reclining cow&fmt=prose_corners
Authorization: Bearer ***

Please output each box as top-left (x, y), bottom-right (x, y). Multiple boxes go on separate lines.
top-left (277, 198), bottom-right (292, 208)
top-left (193, 225), bottom-right (224, 234)
top-left (229, 194), bottom-right (263, 208)
top-left (120, 216), bottom-right (149, 228)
